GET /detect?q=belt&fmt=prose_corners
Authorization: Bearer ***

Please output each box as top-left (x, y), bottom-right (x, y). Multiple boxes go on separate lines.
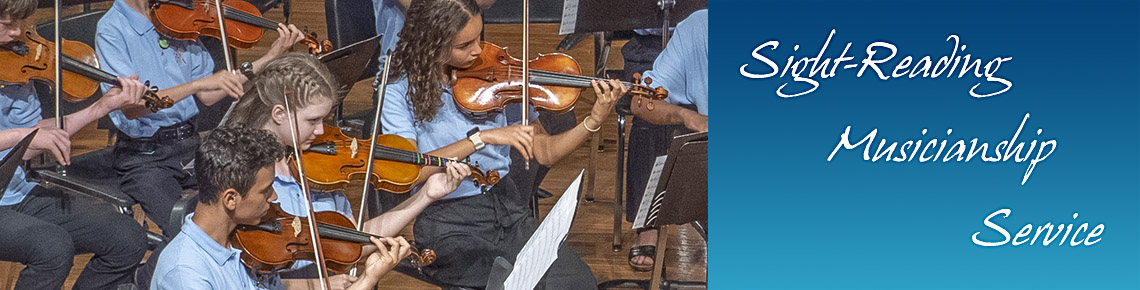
top-left (117, 120), bottom-right (197, 145)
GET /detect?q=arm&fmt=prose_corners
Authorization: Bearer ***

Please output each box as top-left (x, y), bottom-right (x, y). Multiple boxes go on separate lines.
top-left (630, 10), bottom-right (707, 132)
top-left (0, 127), bottom-right (70, 164)
top-left (363, 162), bottom-right (469, 237)
top-left (529, 80), bottom-right (625, 166)
top-left (96, 31), bottom-right (244, 118)
top-left (250, 24), bottom-right (306, 73)
top-left (631, 96), bottom-right (707, 132)
top-left (37, 76), bottom-right (148, 134)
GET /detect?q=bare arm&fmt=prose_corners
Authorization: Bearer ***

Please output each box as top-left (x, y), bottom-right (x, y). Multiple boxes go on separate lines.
top-left (37, 76), bottom-right (147, 135)
top-left (363, 162), bottom-right (469, 236)
top-left (631, 95), bottom-right (708, 132)
top-left (530, 79), bottom-right (624, 166)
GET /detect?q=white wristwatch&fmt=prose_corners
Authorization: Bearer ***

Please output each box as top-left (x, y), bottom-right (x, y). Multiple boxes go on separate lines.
top-left (467, 128), bottom-right (485, 151)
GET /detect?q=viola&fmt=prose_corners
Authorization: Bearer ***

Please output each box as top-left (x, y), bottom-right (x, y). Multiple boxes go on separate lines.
top-left (231, 203), bottom-right (435, 273)
top-left (0, 25), bottom-right (174, 112)
top-left (152, 0), bottom-right (329, 50)
top-left (450, 41), bottom-right (668, 114)
top-left (302, 124), bottom-right (501, 193)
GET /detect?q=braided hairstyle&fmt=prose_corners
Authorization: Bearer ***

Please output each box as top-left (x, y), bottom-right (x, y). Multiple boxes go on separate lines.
top-left (390, 0), bottom-right (481, 123)
top-left (224, 52), bottom-right (340, 130)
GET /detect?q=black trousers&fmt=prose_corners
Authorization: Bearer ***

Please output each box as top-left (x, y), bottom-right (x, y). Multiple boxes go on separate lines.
top-left (414, 177), bottom-right (596, 289)
top-left (0, 186), bottom-right (147, 290)
top-left (112, 134), bottom-right (199, 234)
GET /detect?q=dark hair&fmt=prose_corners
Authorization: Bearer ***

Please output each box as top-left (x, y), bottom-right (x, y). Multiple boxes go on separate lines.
top-left (196, 127), bottom-right (285, 204)
top-left (224, 53), bottom-right (340, 129)
top-left (390, 0), bottom-right (481, 123)
top-left (0, 0), bottom-right (36, 21)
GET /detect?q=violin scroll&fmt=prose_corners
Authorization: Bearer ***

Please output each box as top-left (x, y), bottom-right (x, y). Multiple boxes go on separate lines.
top-left (142, 81), bottom-right (175, 112)
top-left (631, 72), bottom-right (669, 101)
top-left (460, 158), bottom-right (501, 189)
top-left (299, 28), bottom-right (334, 55)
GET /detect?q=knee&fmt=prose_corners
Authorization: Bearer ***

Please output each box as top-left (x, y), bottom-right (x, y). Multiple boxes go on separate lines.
top-left (98, 215), bottom-right (148, 264)
top-left (21, 226), bottom-right (75, 272)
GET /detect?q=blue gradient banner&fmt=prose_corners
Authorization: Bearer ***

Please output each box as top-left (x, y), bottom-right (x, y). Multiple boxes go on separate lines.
top-left (711, 0), bottom-right (1140, 289)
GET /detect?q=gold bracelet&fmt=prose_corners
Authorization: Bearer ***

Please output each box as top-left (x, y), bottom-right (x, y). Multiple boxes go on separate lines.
top-left (583, 116), bottom-right (601, 132)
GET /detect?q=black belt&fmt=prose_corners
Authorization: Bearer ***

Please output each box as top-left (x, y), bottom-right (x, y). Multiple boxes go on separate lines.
top-left (117, 119), bottom-right (197, 145)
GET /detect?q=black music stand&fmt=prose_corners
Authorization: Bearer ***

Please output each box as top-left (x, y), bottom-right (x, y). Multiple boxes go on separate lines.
top-left (319, 34), bottom-right (383, 97)
top-left (317, 34), bottom-right (382, 125)
top-left (599, 131), bottom-right (707, 290)
top-left (0, 130), bottom-right (38, 191)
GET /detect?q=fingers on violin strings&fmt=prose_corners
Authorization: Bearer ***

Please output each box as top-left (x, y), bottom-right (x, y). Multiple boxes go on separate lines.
top-left (396, 237), bottom-right (412, 258)
top-left (611, 79), bottom-right (628, 94)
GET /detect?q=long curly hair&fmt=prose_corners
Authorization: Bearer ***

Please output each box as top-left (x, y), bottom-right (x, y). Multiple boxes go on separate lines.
top-left (390, 0), bottom-right (481, 123)
top-left (224, 52), bottom-right (340, 130)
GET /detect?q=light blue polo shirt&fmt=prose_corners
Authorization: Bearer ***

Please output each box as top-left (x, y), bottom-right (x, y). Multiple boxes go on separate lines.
top-left (641, 9), bottom-right (708, 115)
top-left (373, 0), bottom-right (405, 55)
top-left (96, 0), bottom-right (216, 138)
top-left (272, 173), bottom-right (353, 220)
top-left (0, 83), bottom-right (41, 206)
top-left (381, 78), bottom-right (536, 199)
top-left (151, 214), bottom-right (282, 290)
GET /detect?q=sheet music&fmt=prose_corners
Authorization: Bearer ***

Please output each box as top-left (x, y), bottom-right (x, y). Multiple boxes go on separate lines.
top-left (503, 170), bottom-right (584, 290)
top-left (634, 155), bottom-right (669, 229)
top-left (558, 0), bottom-right (579, 35)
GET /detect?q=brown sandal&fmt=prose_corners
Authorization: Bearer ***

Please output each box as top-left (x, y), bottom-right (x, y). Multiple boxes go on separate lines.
top-left (627, 245), bottom-right (656, 272)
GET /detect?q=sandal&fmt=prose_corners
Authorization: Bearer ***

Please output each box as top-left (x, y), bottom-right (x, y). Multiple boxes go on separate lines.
top-left (627, 245), bottom-right (656, 272)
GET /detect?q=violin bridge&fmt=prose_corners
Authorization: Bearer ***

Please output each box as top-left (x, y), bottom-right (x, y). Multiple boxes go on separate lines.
top-left (291, 217), bottom-right (302, 237)
top-left (34, 43), bottom-right (42, 61)
top-left (350, 138), bottom-right (359, 159)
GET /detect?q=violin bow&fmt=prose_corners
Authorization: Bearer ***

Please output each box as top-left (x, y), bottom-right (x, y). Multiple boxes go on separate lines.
top-left (281, 86), bottom-right (332, 290)
top-left (520, 0), bottom-right (531, 171)
top-left (348, 52), bottom-right (393, 277)
top-left (50, 0), bottom-right (66, 175)
top-left (357, 53), bottom-right (393, 228)
top-left (215, 0), bottom-right (241, 125)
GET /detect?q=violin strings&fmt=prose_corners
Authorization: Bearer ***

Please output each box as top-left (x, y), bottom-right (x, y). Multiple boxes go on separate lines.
top-left (314, 222), bottom-right (426, 263)
top-left (335, 142), bottom-right (450, 167)
top-left (499, 67), bottom-right (637, 87)
top-left (200, 3), bottom-right (279, 30)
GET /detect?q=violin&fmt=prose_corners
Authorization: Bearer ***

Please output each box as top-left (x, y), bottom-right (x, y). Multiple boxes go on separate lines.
top-left (450, 41), bottom-right (668, 114)
top-left (302, 124), bottom-right (501, 193)
top-left (152, 0), bottom-right (274, 49)
top-left (0, 24), bottom-right (174, 112)
top-left (231, 203), bottom-right (435, 273)
top-left (151, 0), bottom-right (330, 51)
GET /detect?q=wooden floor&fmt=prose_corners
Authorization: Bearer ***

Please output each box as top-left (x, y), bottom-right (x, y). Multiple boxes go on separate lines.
top-left (2, 2), bottom-right (706, 289)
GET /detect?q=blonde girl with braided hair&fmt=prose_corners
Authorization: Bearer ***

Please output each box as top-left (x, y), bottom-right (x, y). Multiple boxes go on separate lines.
top-left (220, 52), bottom-right (471, 290)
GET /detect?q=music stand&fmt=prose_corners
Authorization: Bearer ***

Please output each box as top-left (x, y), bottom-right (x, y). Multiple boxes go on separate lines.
top-left (0, 129), bottom-right (37, 191)
top-left (317, 34), bottom-right (381, 125)
top-left (599, 131), bottom-right (707, 290)
top-left (319, 34), bottom-right (383, 94)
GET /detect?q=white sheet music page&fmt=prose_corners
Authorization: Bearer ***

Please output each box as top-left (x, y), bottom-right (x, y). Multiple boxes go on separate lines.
top-left (634, 155), bottom-right (669, 229)
top-left (558, 0), bottom-right (579, 35)
top-left (502, 170), bottom-right (584, 290)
